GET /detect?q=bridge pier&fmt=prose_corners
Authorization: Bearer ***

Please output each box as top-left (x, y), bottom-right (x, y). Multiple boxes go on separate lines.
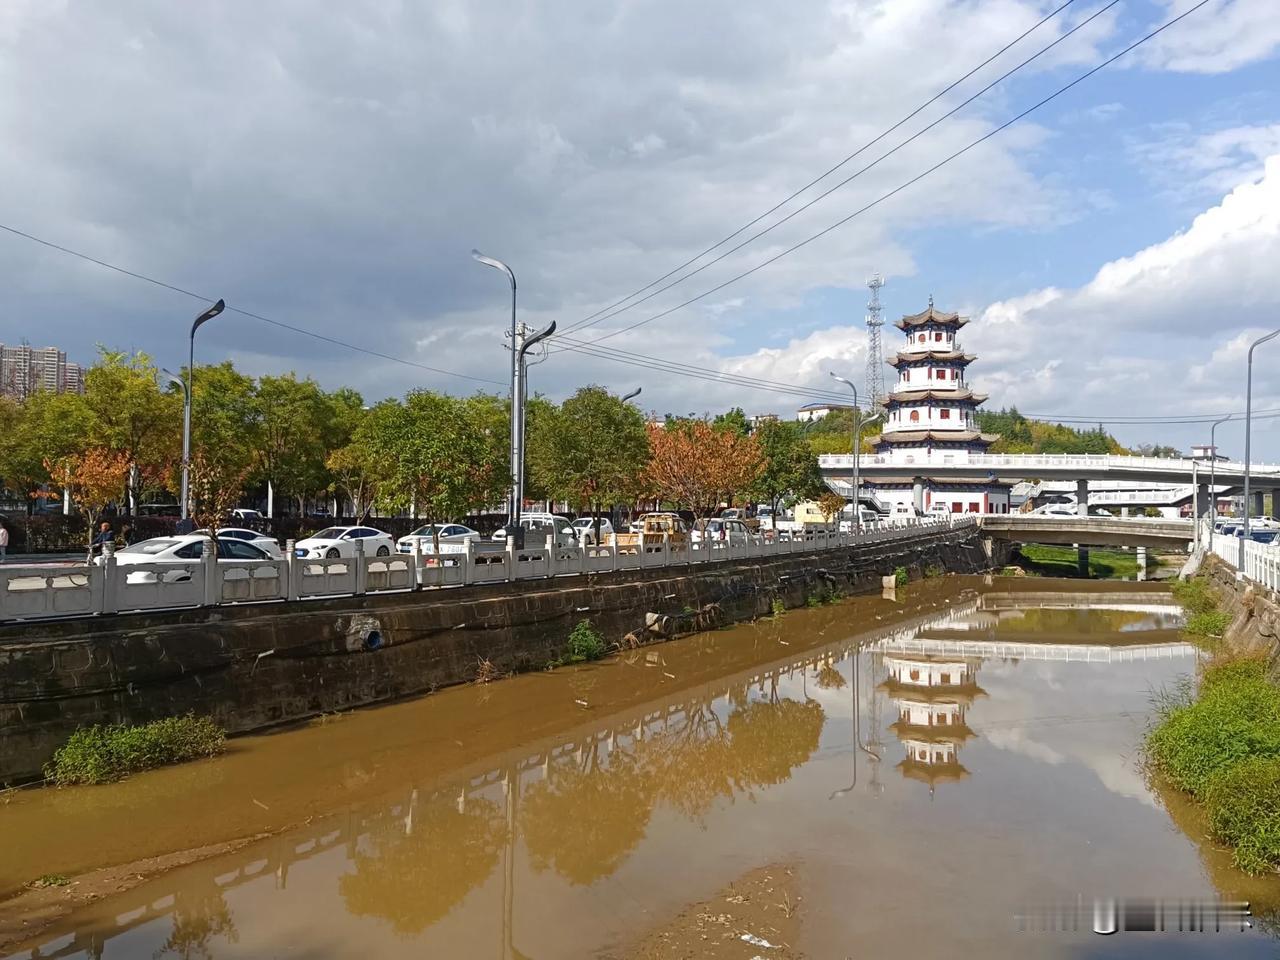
top-left (1254, 490), bottom-right (1266, 519)
top-left (1076, 479), bottom-right (1090, 577)
top-left (1197, 483), bottom-right (1211, 522)
top-left (1137, 545), bottom-right (1147, 582)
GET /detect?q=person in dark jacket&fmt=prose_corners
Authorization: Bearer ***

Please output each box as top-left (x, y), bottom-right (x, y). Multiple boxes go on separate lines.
top-left (91, 521), bottom-right (114, 555)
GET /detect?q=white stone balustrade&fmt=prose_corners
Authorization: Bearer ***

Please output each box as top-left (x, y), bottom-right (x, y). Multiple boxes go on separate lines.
top-left (0, 516), bottom-right (978, 623)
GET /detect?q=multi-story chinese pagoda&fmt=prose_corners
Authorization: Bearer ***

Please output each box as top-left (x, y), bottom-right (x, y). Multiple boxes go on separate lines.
top-left (865, 298), bottom-right (1010, 515)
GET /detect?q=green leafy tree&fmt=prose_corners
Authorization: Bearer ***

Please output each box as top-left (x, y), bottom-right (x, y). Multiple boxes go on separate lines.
top-left (712, 406), bottom-right (751, 438)
top-left (254, 374), bottom-right (336, 514)
top-left (83, 349), bottom-right (181, 511)
top-left (363, 391), bottom-right (507, 551)
top-left (528, 386), bottom-right (650, 537)
top-left (0, 390), bottom-right (93, 510)
top-left (750, 419), bottom-right (825, 515)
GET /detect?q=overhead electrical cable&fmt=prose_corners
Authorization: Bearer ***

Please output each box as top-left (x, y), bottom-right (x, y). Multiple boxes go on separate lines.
top-left (557, 0), bottom-right (1117, 340)
top-left (556, 0), bottom-right (1212, 351)
top-left (0, 222), bottom-right (504, 386)
top-left (556, 0), bottom-right (1084, 336)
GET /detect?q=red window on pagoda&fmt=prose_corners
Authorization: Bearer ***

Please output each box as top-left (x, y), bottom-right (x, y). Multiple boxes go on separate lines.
top-left (934, 331), bottom-right (942, 342)
top-left (917, 333), bottom-right (926, 343)
top-left (940, 409), bottom-right (951, 419)
top-left (910, 410), bottom-right (920, 422)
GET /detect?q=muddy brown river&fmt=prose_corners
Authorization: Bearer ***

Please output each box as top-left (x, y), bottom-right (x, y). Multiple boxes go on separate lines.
top-left (3, 577), bottom-right (1278, 958)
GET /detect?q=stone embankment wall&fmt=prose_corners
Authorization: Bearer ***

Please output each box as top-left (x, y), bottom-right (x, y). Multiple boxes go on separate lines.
top-left (0, 527), bottom-right (996, 784)
top-left (1201, 555), bottom-right (1280, 663)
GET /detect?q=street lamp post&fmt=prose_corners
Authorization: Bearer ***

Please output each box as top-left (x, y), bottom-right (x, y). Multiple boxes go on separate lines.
top-left (1242, 329), bottom-right (1280, 568)
top-left (471, 250), bottom-right (520, 522)
top-left (1207, 414), bottom-right (1232, 556)
top-left (182, 299), bottom-right (225, 526)
top-left (829, 373), bottom-right (883, 540)
top-left (516, 321), bottom-right (556, 516)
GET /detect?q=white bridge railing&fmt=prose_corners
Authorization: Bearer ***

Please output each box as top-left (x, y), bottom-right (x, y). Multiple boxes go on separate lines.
top-left (821, 452), bottom-right (1280, 481)
top-left (1205, 520), bottom-right (1280, 594)
top-left (0, 516), bottom-right (978, 624)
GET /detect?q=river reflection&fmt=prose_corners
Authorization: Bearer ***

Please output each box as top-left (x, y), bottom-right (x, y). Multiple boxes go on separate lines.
top-left (6, 578), bottom-right (1278, 960)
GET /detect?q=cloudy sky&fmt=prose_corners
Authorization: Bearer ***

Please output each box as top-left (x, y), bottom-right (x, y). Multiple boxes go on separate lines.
top-left (2, 0), bottom-right (1279, 454)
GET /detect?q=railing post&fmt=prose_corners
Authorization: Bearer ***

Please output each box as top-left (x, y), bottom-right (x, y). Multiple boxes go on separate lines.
top-left (663, 531), bottom-right (671, 567)
top-left (101, 541), bottom-right (118, 615)
top-left (463, 537), bottom-right (474, 585)
top-left (579, 534), bottom-right (589, 576)
top-left (414, 538), bottom-right (427, 590)
top-left (506, 534), bottom-right (517, 582)
top-left (353, 537), bottom-right (367, 595)
top-left (546, 532), bottom-right (556, 578)
top-left (285, 539), bottom-right (299, 601)
top-left (201, 538), bottom-right (219, 607)
top-left (610, 532), bottom-right (619, 573)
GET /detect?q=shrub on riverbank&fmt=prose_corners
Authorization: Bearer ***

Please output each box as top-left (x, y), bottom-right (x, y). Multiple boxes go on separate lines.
top-left (1148, 657), bottom-right (1280, 874)
top-left (45, 715), bottom-right (226, 785)
top-left (1171, 577), bottom-right (1231, 642)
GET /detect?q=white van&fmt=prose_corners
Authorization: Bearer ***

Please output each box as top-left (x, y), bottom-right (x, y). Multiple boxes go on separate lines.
top-left (890, 503), bottom-right (920, 521)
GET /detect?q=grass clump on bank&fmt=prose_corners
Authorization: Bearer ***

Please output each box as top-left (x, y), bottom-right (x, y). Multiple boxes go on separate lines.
top-left (1171, 577), bottom-right (1231, 642)
top-left (893, 566), bottom-right (908, 587)
top-left (1148, 657), bottom-right (1280, 874)
top-left (45, 714), bottom-right (226, 786)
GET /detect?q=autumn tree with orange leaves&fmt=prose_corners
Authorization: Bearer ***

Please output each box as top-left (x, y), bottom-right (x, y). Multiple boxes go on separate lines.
top-left (643, 420), bottom-right (765, 516)
top-left (43, 448), bottom-right (131, 547)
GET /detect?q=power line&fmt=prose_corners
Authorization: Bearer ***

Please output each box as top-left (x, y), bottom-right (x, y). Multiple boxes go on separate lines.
top-left (556, 0), bottom-right (1211, 351)
top-left (558, 0), bottom-right (1117, 340)
top-left (556, 0), bottom-right (1084, 337)
top-left (0, 222), bottom-right (504, 386)
top-left (554, 333), bottom-right (869, 404)
top-left (556, 340), bottom-right (862, 404)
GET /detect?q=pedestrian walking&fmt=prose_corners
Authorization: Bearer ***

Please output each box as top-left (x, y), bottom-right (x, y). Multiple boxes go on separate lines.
top-left (0, 521), bottom-right (9, 563)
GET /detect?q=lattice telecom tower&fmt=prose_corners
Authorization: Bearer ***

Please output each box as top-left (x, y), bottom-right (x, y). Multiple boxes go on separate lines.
top-left (865, 274), bottom-right (886, 406)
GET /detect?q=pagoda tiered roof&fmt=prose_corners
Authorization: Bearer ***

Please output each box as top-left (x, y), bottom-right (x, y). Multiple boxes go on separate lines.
top-left (872, 429), bottom-right (999, 445)
top-left (887, 350), bottom-right (975, 367)
top-left (894, 304), bottom-right (969, 331)
top-left (881, 387), bottom-right (987, 406)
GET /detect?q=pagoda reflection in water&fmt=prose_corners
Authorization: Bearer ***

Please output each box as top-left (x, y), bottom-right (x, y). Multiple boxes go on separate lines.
top-left (880, 647), bottom-right (985, 793)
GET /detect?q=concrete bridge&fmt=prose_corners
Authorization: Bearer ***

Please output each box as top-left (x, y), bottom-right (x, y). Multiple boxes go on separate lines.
top-left (820, 452), bottom-right (1280, 518)
top-left (978, 515), bottom-right (1195, 550)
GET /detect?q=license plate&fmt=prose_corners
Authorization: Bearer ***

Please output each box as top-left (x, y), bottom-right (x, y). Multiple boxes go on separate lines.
top-left (294, 548), bottom-right (307, 558)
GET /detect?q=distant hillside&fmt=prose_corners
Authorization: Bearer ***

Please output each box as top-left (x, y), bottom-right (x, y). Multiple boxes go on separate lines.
top-left (976, 407), bottom-right (1127, 455)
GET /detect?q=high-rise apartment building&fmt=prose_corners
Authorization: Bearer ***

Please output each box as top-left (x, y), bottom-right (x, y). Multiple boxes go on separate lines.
top-left (0, 344), bottom-right (86, 399)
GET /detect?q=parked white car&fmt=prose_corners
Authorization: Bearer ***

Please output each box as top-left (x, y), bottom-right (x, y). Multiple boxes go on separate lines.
top-left (572, 517), bottom-right (613, 544)
top-left (396, 523), bottom-right (482, 555)
top-left (193, 527), bottom-right (283, 559)
top-left (231, 508), bottom-right (265, 524)
top-left (492, 514), bottom-right (579, 548)
top-left (294, 526), bottom-right (396, 560)
top-left (108, 535), bottom-right (276, 583)
top-left (692, 518), bottom-right (756, 546)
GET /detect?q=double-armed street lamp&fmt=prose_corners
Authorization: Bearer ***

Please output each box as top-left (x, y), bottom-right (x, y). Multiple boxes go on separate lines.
top-left (829, 373), bottom-right (883, 539)
top-left (472, 251), bottom-right (556, 526)
top-left (621, 387), bottom-right (642, 403)
top-left (471, 250), bottom-right (520, 521)
top-left (1242, 328), bottom-right (1280, 568)
top-left (167, 299), bottom-right (225, 526)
